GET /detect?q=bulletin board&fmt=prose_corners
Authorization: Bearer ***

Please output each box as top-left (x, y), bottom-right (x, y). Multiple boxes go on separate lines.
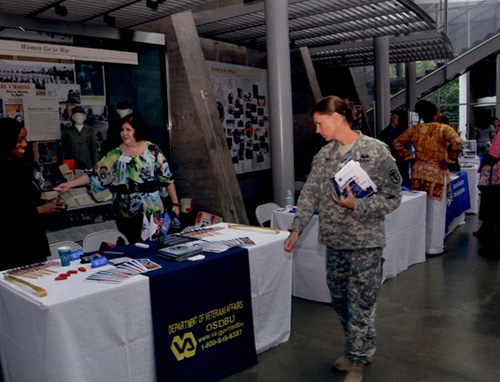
top-left (207, 61), bottom-right (271, 174)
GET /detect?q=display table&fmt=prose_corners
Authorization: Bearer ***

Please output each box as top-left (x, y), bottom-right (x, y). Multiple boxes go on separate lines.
top-left (458, 155), bottom-right (480, 214)
top-left (0, 224), bottom-right (291, 382)
top-left (271, 191), bottom-right (426, 303)
top-left (461, 164), bottom-right (480, 214)
top-left (446, 172), bottom-right (472, 235)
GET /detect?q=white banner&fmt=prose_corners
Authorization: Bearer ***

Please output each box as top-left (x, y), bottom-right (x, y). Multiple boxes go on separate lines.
top-left (0, 40), bottom-right (138, 65)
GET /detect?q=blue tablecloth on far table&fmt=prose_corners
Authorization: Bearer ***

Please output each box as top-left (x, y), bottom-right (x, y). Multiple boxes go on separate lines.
top-left (446, 171), bottom-right (471, 233)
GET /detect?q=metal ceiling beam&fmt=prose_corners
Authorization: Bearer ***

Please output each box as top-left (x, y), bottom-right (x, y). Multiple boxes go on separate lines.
top-left (29, 0), bottom-right (67, 17)
top-left (79, 0), bottom-right (142, 24)
top-left (0, 13), bottom-right (165, 45)
top-left (398, 0), bottom-right (436, 28)
top-left (193, 1), bottom-right (266, 25)
top-left (309, 31), bottom-right (451, 55)
top-left (194, 0), bottom-right (430, 38)
top-left (308, 31), bottom-right (453, 67)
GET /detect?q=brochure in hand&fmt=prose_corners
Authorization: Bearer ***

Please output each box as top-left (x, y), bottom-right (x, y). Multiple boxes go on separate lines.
top-left (329, 157), bottom-right (377, 199)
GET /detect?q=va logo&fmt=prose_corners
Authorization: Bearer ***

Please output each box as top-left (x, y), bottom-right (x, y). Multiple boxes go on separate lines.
top-left (171, 332), bottom-right (197, 361)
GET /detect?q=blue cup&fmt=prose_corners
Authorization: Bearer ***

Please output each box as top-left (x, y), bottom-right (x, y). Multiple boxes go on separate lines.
top-left (58, 246), bottom-right (71, 267)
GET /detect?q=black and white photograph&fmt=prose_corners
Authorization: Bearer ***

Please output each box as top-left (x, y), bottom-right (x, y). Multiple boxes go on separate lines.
top-left (0, 60), bottom-right (75, 94)
top-left (59, 104), bottom-right (72, 130)
top-left (46, 84), bottom-right (81, 103)
top-left (81, 104), bottom-right (109, 139)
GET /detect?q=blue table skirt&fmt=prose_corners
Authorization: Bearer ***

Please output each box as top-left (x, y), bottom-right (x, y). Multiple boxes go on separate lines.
top-left (446, 171), bottom-right (471, 233)
top-left (108, 242), bottom-right (257, 382)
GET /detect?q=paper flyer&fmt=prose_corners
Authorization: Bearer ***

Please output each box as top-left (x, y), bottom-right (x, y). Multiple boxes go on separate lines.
top-left (329, 158), bottom-right (377, 199)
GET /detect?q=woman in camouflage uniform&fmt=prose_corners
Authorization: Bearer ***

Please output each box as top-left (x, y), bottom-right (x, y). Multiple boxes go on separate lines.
top-left (284, 96), bottom-right (402, 382)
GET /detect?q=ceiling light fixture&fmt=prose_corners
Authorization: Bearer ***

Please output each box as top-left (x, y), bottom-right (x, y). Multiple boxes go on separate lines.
top-left (55, 4), bottom-right (68, 17)
top-left (103, 13), bottom-right (116, 27)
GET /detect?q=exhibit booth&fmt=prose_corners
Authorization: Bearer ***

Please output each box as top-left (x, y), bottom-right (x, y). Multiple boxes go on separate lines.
top-left (0, 224), bottom-right (292, 382)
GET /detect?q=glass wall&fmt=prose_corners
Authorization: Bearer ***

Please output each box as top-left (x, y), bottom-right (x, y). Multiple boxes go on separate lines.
top-left (415, 0), bottom-right (500, 55)
top-left (360, 1), bottom-right (500, 133)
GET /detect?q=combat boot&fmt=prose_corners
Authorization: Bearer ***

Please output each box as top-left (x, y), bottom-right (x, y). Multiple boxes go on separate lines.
top-left (332, 356), bottom-right (352, 372)
top-left (342, 361), bottom-right (364, 382)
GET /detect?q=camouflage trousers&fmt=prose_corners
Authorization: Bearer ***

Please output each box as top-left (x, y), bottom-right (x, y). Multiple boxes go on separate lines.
top-left (326, 247), bottom-right (383, 364)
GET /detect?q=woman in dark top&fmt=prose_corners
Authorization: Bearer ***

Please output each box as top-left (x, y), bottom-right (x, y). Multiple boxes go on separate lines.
top-left (1, 118), bottom-right (50, 270)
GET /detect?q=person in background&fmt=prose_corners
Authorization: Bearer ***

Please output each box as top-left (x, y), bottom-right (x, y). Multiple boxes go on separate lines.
top-left (378, 111), bottom-right (410, 186)
top-left (474, 133), bottom-right (500, 254)
top-left (490, 117), bottom-right (499, 139)
top-left (474, 118), bottom-right (496, 156)
top-left (440, 115), bottom-right (461, 172)
top-left (440, 115), bottom-right (450, 125)
top-left (394, 100), bottom-right (463, 256)
top-left (57, 112), bottom-right (180, 243)
top-left (1, 118), bottom-right (52, 270)
top-left (378, 112), bottom-right (400, 148)
top-left (284, 96), bottom-right (402, 382)
top-left (102, 101), bottom-right (134, 155)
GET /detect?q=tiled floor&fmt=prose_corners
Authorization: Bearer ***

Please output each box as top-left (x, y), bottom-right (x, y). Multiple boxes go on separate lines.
top-left (222, 214), bottom-right (500, 382)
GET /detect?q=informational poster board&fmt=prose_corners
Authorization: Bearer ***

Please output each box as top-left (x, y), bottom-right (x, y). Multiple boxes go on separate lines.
top-left (0, 58), bottom-right (108, 142)
top-left (207, 61), bottom-right (271, 174)
top-left (23, 95), bottom-right (60, 141)
top-left (0, 40), bottom-right (135, 147)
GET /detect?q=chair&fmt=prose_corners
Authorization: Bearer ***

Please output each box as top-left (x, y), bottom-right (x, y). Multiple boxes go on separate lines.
top-left (48, 241), bottom-right (84, 261)
top-left (82, 229), bottom-right (129, 252)
top-left (255, 202), bottom-right (281, 227)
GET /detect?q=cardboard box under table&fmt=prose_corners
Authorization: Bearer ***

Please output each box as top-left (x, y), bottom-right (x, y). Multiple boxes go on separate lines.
top-left (0, 223), bottom-right (291, 382)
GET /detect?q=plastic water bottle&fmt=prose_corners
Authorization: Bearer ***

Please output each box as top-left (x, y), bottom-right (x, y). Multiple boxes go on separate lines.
top-left (285, 189), bottom-right (294, 209)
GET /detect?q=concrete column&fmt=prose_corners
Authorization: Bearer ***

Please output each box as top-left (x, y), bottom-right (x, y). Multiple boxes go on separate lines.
top-left (459, 72), bottom-right (468, 140)
top-left (405, 61), bottom-right (417, 111)
top-left (374, 36), bottom-right (390, 135)
top-left (265, 0), bottom-right (295, 206)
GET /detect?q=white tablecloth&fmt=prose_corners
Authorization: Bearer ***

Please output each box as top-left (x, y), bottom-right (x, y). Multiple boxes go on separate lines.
top-left (271, 191), bottom-right (427, 303)
top-left (461, 165), bottom-right (480, 214)
top-left (0, 223), bottom-right (291, 382)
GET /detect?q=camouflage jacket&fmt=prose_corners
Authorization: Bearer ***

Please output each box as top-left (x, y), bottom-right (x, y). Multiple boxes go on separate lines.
top-left (290, 132), bottom-right (402, 249)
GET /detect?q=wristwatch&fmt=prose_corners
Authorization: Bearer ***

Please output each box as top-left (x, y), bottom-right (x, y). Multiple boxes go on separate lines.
top-left (172, 203), bottom-right (180, 210)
